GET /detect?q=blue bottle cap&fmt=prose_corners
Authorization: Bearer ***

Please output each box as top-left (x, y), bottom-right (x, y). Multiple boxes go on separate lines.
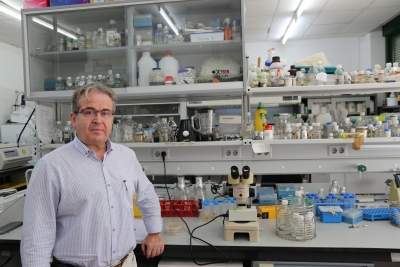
top-left (148, 127), bottom-right (153, 130)
top-left (213, 200), bottom-right (220, 205)
top-left (384, 120), bottom-right (389, 123)
top-left (327, 122), bottom-right (332, 125)
top-left (385, 128), bottom-right (391, 132)
top-left (228, 197), bottom-right (234, 201)
top-left (178, 69), bottom-right (188, 73)
top-left (231, 199), bottom-right (236, 204)
top-left (326, 196), bottom-right (332, 199)
top-left (332, 196), bottom-right (338, 199)
top-left (202, 200), bottom-right (210, 206)
top-left (306, 194), bottom-right (311, 198)
top-left (350, 195), bottom-right (356, 199)
top-left (329, 193), bottom-right (335, 196)
top-left (220, 199), bottom-right (227, 203)
top-left (315, 196), bottom-right (320, 199)
top-left (344, 196), bottom-right (350, 199)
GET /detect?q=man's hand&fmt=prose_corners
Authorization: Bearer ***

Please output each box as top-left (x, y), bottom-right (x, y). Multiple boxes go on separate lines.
top-left (141, 233), bottom-right (164, 259)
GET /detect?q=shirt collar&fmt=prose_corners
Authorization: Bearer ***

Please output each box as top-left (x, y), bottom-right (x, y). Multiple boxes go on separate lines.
top-left (73, 136), bottom-right (114, 157)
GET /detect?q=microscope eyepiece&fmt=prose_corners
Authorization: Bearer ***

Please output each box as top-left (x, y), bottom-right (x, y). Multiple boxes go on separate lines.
top-left (242, 166), bottom-right (250, 179)
top-left (231, 166), bottom-right (239, 179)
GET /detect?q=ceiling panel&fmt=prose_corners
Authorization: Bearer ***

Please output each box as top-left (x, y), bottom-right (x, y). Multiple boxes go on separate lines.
top-left (246, 28), bottom-right (269, 35)
top-left (0, 19), bottom-right (21, 35)
top-left (275, 0), bottom-right (301, 15)
top-left (369, 0), bottom-right (400, 8)
top-left (270, 14), bottom-right (292, 28)
top-left (300, 34), bottom-right (336, 40)
top-left (289, 27), bottom-right (308, 40)
top-left (296, 13), bottom-right (318, 26)
top-left (313, 10), bottom-right (361, 25)
top-left (302, 0), bottom-right (328, 13)
top-left (244, 0), bottom-right (278, 16)
top-left (353, 8), bottom-right (400, 23)
top-left (322, 0), bottom-right (374, 12)
top-left (340, 21), bottom-right (382, 34)
top-left (245, 33), bottom-right (268, 42)
top-left (267, 27), bottom-right (285, 40)
top-left (304, 24), bottom-right (346, 35)
top-left (245, 15), bottom-right (273, 29)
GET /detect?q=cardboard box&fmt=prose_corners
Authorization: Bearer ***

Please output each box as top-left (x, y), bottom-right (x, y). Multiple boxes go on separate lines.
top-left (50, 0), bottom-right (88, 7)
top-left (23, 0), bottom-right (49, 9)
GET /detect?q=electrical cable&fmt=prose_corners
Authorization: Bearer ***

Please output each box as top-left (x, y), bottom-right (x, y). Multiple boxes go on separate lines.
top-left (161, 152), bottom-right (230, 266)
top-left (13, 92), bottom-right (24, 111)
top-left (0, 254), bottom-right (13, 267)
top-left (17, 108), bottom-right (35, 147)
top-left (211, 175), bottom-right (228, 199)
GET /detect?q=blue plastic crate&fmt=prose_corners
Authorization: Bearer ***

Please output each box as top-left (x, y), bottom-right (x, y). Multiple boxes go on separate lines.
top-left (362, 208), bottom-right (400, 221)
top-left (276, 184), bottom-right (295, 199)
top-left (133, 15), bottom-right (153, 27)
top-left (315, 202), bottom-right (352, 216)
top-left (319, 206), bottom-right (343, 223)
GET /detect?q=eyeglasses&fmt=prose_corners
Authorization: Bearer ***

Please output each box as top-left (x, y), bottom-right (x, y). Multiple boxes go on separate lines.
top-left (77, 108), bottom-right (114, 119)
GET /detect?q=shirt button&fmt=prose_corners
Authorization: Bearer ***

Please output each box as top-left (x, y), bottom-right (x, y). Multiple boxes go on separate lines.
top-left (113, 229), bottom-right (115, 231)
top-left (113, 251), bottom-right (115, 254)
top-left (111, 206), bottom-right (113, 209)
top-left (108, 184), bottom-right (110, 187)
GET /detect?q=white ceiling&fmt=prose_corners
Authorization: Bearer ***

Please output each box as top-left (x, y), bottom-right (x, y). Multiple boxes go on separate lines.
top-left (245, 0), bottom-right (400, 43)
top-left (0, 0), bottom-right (400, 48)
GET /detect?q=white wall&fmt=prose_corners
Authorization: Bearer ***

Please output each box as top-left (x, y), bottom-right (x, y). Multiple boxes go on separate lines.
top-left (0, 42), bottom-right (24, 129)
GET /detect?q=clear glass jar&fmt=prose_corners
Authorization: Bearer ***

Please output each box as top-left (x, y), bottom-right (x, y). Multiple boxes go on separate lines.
top-left (85, 32), bottom-right (92, 49)
top-left (135, 124), bottom-right (144, 143)
top-left (149, 68), bottom-right (165, 86)
top-left (175, 69), bottom-right (195, 85)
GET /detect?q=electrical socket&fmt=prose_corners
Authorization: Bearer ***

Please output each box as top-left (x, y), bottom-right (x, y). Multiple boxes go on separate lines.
top-left (222, 147), bottom-right (241, 159)
top-left (152, 148), bottom-right (170, 160)
top-left (328, 145), bottom-right (347, 157)
top-left (253, 145), bottom-right (271, 159)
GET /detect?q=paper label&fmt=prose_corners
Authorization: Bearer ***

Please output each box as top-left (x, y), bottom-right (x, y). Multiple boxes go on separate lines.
top-left (251, 143), bottom-right (270, 154)
top-left (316, 72), bottom-right (328, 82)
top-left (392, 253), bottom-right (400, 262)
top-left (219, 115), bottom-right (241, 124)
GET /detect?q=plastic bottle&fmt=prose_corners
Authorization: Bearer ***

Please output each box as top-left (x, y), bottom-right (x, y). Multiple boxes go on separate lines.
top-left (249, 62), bottom-right (258, 88)
top-left (242, 112), bottom-right (254, 139)
top-left (306, 114), bottom-right (315, 125)
top-left (334, 64), bottom-right (344, 85)
top-left (63, 121), bottom-right (72, 143)
top-left (384, 63), bottom-right (392, 77)
top-left (65, 77), bottom-right (74, 90)
top-left (202, 200), bottom-right (210, 221)
top-left (392, 120), bottom-right (400, 137)
top-left (155, 24), bottom-right (163, 44)
top-left (392, 62), bottom-right (399, 75)
top-left (291, 123), bottom-right (301, 139)
top-left (294, 114), bottom-right (304, 124)
top-left (151, 114), bottom-right (161, 142)
top-left (254, 102), bottom-right (267, 131)
top-left (54, 121), bottom-right (64, 144)
top-left (301, 126), bottom-right (307, 139)
top-left (315, 60), bottom-right (326, 85)
top-left (372, 64), bottom-right (381, 82)
top-left (307, 63), bottom-right (316, 85)
top-left (138, 52), bottom-right (157, 86)
top-left (55, 77), bottom-right (65, 91)
top-left (329, 180), bottom-right (340, 195)
top-left (326, 122), bottom-right (333, 138)
top-left (105, 70), bottom-right (114, 88)
top-left (159, 51), bottom-right (179, 78)
top-left (276, 199), bottom-right (291, 235)
top-left (135, 124), bottom-right (144, 143)
top-left (219, 199), bottom-right (227, 215)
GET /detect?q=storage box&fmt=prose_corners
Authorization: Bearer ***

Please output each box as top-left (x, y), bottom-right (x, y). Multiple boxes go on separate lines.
top-left (160, 200), bottom-right (199, 217)
top-left (319, 206), bottom-right (343, 223)
top-left (342, 208), bottom-right (363, 224)
top-left (259, 194), bottom-right (277, 205)
top-left (50, 0), bottom-right (88, 6)
top-left (257, 205), bottom-right (277, 219)
top-left (133, 14), bottom-right (153, 27)
top-left (276, 184), bottom-right (296, 200)
top-left (190, 31), bottom-right (224, 43)
top-left (23, 0), bottom-right (49, 9)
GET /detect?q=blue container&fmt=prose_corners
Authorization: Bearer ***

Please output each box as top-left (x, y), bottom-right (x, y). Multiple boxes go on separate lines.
top-left (342, 209), bottom-right (363, 224)
top-left (319, 206), bottom-right (343, 223)
top-left (315, 202), bottom-right (352, 216)
top-left (259, 194), bottom-right (277, 205)
top-left (133, 15), bottom-right (154, 27)
top-left (363, 208), bottom-right (392, 221)
top-left (50, 0), bottom-right (88, 6)
top-left (276, 184), bottom-right (296, 200)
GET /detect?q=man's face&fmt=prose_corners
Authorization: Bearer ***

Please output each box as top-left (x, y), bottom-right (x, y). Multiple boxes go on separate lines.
top-left (70, 92), bottom-right (114, 147)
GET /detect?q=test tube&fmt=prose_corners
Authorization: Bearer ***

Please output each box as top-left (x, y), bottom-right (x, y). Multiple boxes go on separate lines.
top-left (213, 200), bottom-right (220, 220)
top-left (350, 195), bottom-right (357, 209)
top-left (220, 199), bottom-right (227, 215)
top-left (230, 199), bottom-right (236, 210)
top-left (332, 195), bottom-right (338, 203)
top-left (326, 196), bottom-right (332, 203)
top-left (202, 200), bottom-right (210, 222)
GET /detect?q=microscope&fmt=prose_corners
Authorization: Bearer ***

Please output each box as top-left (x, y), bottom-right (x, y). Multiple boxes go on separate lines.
top-left (224, 166), bottom-right (259, 242)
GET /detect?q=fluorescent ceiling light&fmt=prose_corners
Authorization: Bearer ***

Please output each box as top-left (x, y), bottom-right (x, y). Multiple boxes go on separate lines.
top-left (159, 6), bottom-right (179, 36)
top-left (32, 17), bottom-right (77, 40)
top-left (296, 0), bottom-right (307, 18)
top-left (282, 18), bottom-right (297, 44)
top-left (0, 2), bottom-right (21, 20)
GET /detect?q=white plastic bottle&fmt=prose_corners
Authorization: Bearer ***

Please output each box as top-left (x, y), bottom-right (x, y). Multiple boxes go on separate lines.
top-left (276, 199), bottom-right (291, 235)
top-left (159, 51), bottom-right (179, 78)
top-left (334, 64), bottom-right (344, 85)
top-left (138, 52), bottom-right (157, 86)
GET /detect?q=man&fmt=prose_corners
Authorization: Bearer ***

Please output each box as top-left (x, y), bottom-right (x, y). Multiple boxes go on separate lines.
top-left (21, 83), bottom-right (164, 267)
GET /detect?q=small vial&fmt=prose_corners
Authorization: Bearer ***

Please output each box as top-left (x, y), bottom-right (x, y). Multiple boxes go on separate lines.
top-left (385, 128), bottom-right (391, 137)
top-left (212, 200), bottom-right (220, 220)
top-left (220, 199), bottom-right (227, 215)
top-left (202, 200), bottom-right (210, 221)
top-left (301, 126), bottom-right (308, 139)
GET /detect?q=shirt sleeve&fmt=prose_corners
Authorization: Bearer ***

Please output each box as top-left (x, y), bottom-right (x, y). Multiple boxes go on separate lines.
top-left (21, 159), bottom-right (59, 267)
top-left (132, 153), bottom-right (163, 234)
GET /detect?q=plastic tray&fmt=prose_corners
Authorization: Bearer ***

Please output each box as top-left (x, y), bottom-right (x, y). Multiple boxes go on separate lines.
top-left (315, 203), bottom-right (352, 216)
top-left (159, 200), bottom-right (200, 217)
top-left (362, 208), bottom-right (395, 221)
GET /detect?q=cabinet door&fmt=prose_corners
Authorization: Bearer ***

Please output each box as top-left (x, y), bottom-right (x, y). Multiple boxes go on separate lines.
top-left (24, 5), bottom-right (130, 98)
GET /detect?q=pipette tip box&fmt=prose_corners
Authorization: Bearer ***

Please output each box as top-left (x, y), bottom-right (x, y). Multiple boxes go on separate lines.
top-left (319, 206), bottom-right (343, 223)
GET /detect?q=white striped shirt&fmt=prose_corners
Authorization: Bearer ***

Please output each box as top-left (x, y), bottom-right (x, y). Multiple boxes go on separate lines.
top-left (21, 137), bottom-right (162, 267)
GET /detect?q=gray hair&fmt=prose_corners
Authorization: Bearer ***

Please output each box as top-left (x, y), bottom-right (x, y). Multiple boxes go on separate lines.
top-left (72, 83), bottom-right (117, 113)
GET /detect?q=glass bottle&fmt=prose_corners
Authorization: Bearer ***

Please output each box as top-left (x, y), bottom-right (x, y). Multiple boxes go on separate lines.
top-left (74, 76), bottom-right (80, 90)
top-left (269, 71), bottom-right (276, 87)
top-left (106, 20), bottom-right (118, 47)
top-left (384, 63), bottom-right (392, 77)
top-left (296, 71), bottom-right (304, 86)
top-left (307, 62), bottom-right (316, 85)
top-left (78, 75), bottom-right (86, 87)
top-left (76, 28), bottom-right (86, 50)
top-left (392, 120), bottom-right (400, 137)
top-left (63, 121), bottom-right (72, 143)
top-left (86, 75), bottom-right (93, 85)
top-left (175, 177), bottom-right (190, 200)
top-left (168, 117), bottom-right (178, 142)
top-left (372, 64), bottom-right (381, 82)
top-left (317, 188), bottom-right (325, 198)
top-left (194, 177), bottom-right (207, 202)
top-left (307, 125), bottom-right (314, 139)
top-left (374, 121), bottom-right (384, 137)
top-left (223, 18), bottom-right (232, 40)
top-left (85, 32), bottom-right (92, 49)
top-left (105, 70), bottom-right (114, 88)
top-left (162, 26), bottom-right (169, 44)
top-left (315, 60), bottom-right (326, 85)
top-left (135, 124), bottom-right (144, 143)
top-left (259, 72), bottom-right (268, 87)
top-left (284, 72), bottom-right (291, 87)
top-left (306, 114), bottom-right (315, 125)
top-left (333, 125), bottom-right (340, 138)
top-left (329, 180), bottom-right (340, 195)
top-left (294, 114), bottom-right (304, 124)
top-left (151, 114), bottom-right (161, 142)
top-left (242, 112), bottom-right (254, 139)
top-left (292, 123), bottom-right (301, 139)
top-left (54, 121), bottom-right (64, 144)
top-left (159, 118), bottom-right (169, 142)
top-left (111, 120), bottom-right (121, 143)
top-left (301, 126), bottom-right (308, 139)
top-left (96, 28), bottom-right (107, 48)
top-left (276, 70), bottom-right (285, 87)
top-left (155, 24), bottom-right (163, 44)
top-left (313, 122), bottom-right (322, 139)
top-left (92, 30), bottom-right (98, 49)
top-left (66, 39), bottom-right (73, 51)
top-left (284, 120), bottom-right (292, 140)
top-left (392, 62), bottom-right (399, 75)
top-left (55, 77), bottom-right (65, 91)
top-left (114, 74), bottom-right (124, 88)
top-left (334, 64), bottom-right (344, 85)
top-left (249, 62), bottom-right (258, 88)
top-left (72, 40), bottom-right (79, 50)
top-left (66, 77), bottom-right (74, 90)
top-left (276, 199), bottom-right (291, 235)
top-left (97, 75), bottom-right (103, 85)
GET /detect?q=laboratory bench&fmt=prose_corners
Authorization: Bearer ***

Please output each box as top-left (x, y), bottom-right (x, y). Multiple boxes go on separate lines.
top-left (2, 217), bottom-right (400, 266)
